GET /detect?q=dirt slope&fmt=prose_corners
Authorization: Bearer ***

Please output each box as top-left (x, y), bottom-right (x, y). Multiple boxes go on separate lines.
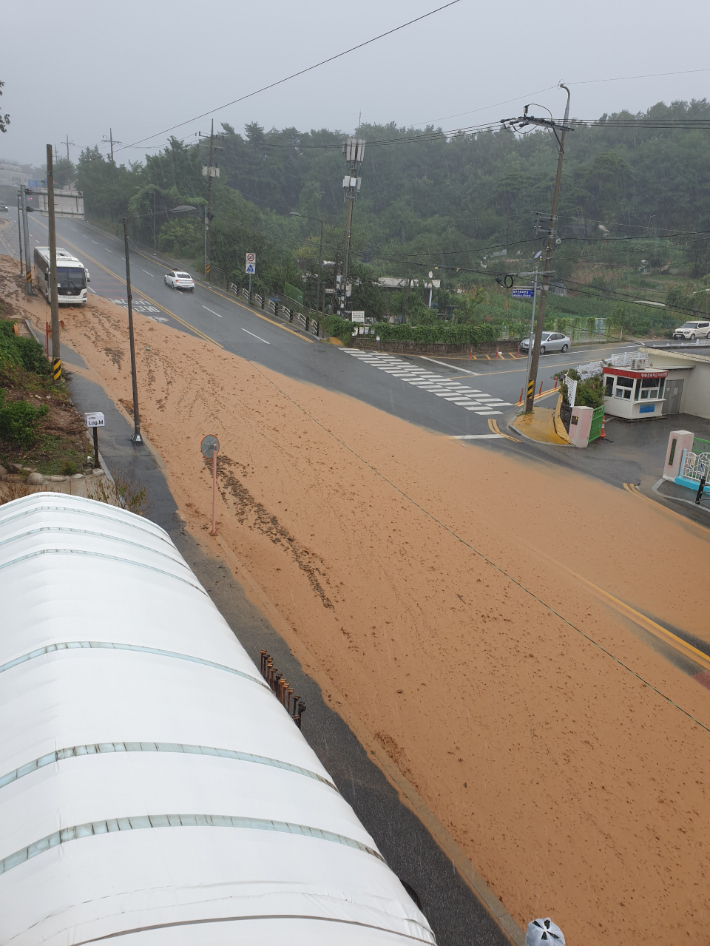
top-left (4, 257), bottom-right (709, 944)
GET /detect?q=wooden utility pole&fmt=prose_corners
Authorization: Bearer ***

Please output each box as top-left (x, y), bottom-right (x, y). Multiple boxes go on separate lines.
top-left (122, 218), bottom-right (143, 444)
top-left (205, 120), bottom-right (214, 281)
top-left (501, 86), bottom-right (572, 412)
top-left (46, 144), bottom-right (61, 381)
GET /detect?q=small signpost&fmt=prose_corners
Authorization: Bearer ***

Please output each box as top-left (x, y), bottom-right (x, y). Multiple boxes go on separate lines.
top-left (85, 412), bottom-right (105, 469)
top-left (351, 311), bottom-right (365, 323)
top-left (201, 434), bottom-right (220, 536)
top-left (512, 288), bottom-right (535, 299)
top-left (245, 253), bottom-right (256, 295)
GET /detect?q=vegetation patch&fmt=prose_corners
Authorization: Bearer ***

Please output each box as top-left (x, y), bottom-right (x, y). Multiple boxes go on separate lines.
top-left (0, 317), bottom-right (90, 475)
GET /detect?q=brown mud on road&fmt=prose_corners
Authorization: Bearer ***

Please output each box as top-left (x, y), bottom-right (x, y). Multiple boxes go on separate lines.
top-left (4, 255), bottom-right (709, 944)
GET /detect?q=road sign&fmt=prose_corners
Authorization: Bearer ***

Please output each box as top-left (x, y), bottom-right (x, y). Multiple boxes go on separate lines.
top-left (245, 253), bottom-right (256, 275)
top-left (28, 179), bottom-right (46, 188)
top-left (84, 412), bottom-right (105, 428)
top-left (512, 288), bottom-right (535, 299)
top-left (201, 434), bottom-right (220, 458)
top-left (351, 311), bottom-right (365, 323)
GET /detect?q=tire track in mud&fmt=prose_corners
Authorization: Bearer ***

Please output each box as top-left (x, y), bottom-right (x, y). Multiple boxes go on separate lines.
top-left (215, 454), bottom-right (334, 610)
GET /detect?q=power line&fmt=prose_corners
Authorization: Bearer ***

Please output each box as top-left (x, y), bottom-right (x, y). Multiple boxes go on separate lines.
top-left (115, 1), bottom-right (465, 155)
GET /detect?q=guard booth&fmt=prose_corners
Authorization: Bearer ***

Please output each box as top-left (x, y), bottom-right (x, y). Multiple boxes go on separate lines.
top-left (602, 365), bottom-right (668, 419)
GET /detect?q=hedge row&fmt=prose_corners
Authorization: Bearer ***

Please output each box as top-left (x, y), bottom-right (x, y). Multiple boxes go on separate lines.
top-left (323, 316), bottom-right (518, 346)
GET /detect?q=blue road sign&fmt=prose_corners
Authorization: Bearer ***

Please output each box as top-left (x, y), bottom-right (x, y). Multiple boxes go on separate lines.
top-left (28, 180), bottom-right (46, 188)
top-left (512, 288), bottom-right (534, 299)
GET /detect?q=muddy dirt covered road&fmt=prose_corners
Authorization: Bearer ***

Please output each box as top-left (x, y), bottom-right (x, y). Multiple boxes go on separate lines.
top-left (5, 258), bottom-right (710, 944)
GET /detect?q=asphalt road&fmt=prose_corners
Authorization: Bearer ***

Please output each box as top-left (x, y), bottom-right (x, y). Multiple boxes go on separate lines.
top-left (10, 213), bottom-right (638, 448)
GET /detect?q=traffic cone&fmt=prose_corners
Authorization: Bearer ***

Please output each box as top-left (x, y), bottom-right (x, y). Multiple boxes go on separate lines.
top-left (600, 416), bottom-right (606, 439)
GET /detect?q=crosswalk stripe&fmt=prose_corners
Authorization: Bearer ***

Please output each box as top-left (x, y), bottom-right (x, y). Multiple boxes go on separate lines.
top-left (340, 350), bottom-right (509, 417)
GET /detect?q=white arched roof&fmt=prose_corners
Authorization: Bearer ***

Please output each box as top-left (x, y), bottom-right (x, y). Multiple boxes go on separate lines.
top-left (0, 493), bottom-right (435, 946)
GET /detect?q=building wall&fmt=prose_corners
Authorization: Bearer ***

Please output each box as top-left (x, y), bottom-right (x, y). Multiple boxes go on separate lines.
top-left (642, 349), bottom-right (710, 420)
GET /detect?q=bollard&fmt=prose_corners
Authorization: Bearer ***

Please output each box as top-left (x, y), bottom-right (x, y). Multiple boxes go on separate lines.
top-left (287, 687), bottom-right (293, 713)
top-left (296, 701), bottom-right (306, 729)
top-left (696, 474), bottom-right (707, 505)
top-left (538, 381), bottom-right (543, 396)
top-left (260, 649), bottom-right (267, 676)
top-left (553, 378), bottom-right (558, 390)
top-left (518, 388), bottom-right (523, 406)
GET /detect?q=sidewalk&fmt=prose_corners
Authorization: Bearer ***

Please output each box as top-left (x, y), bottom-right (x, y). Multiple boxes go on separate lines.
top-left (510, 396), bottom-right (571, 446)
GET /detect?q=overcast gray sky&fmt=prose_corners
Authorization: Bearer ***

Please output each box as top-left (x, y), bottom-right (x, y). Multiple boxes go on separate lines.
top-left (3, 0), bottom-right (710, 167)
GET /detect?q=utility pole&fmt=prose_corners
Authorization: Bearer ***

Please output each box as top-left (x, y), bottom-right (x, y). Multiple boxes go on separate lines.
top-left (53, 145), bottom-right (59, 165)
top-left (502, 85), bottom-right (572, 412)
top-left (16, 193), bottom-right (23, 277)
top-left (64, 134), bottom-right (75, 164)
top-left (46, 144), bottom-right (61, 381)
top-left (102, 129), bottom-right (121, 182)
top-left (199, 121), bottom-right (223, 282)
top-left (20, 184), bottom-right (32, 294)
top-left (122, 218), bottom-right (143, 444)
top-left (290, 211), bottom-right (324, 333)
top-left (340, 137), bottom-right (365, 316)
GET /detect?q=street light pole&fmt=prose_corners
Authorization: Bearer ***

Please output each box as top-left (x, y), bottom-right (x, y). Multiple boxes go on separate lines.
top-left (122, 217), bottom-right (143, 444)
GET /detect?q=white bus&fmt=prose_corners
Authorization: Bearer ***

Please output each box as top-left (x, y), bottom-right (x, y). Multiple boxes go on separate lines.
top-left (33, 246), bottom-right (89, 305)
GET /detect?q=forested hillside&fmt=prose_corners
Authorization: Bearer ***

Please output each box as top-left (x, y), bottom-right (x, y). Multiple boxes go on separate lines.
top-left (74, 99), bottom-right (710, 334)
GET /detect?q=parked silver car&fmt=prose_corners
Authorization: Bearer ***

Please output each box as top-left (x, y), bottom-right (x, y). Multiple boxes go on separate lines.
top-left (673, 320), bottom-right (710, 340)
top-left (519, 331), bottom-right (570, 354)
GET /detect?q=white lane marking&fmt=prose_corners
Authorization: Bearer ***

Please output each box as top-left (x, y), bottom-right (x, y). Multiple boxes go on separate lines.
top-left (467, 408), bottom-right (502, 414)
top-left (419, 356), bottom-right (480, 375)
top-left (452, 434), bottom-right (503, 439)
top-left (92, 240), bottom-right (99, 244)
top-left (87, 287), bottom-right (97, 294)
top-left (203, 306), bottom-right (222, 318)
top-left (242, 328), bottom-right (269, 343)
top-left (142, 270), bottom-right (154, 277)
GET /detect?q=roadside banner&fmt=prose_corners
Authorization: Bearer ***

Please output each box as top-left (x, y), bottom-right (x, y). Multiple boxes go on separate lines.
top-left (566, 374), bottom-right (577, 407)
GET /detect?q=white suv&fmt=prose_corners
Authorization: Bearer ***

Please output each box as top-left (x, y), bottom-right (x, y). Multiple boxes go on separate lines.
top-left (673, 320), bottom-right (710, 340)
top-left (164, 270), bottom-right (195, 291)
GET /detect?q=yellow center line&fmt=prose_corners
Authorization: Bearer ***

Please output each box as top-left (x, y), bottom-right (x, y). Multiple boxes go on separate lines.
top-left (96, 234), bottom-right (314, 346)
top-left (30, 220), bottom-right (222, 348)
top-left (569, 567), bottom-right (710, 674)
top-left (488, 418), bottom-right (521, 442)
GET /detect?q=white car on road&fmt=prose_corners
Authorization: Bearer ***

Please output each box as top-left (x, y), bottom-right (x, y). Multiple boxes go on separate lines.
top-left (673, 320), bottom-right (710, 340)
top-left (164, 270), bottom-right (195, 291)
top-left (519, 331), bottom-right (570, 354)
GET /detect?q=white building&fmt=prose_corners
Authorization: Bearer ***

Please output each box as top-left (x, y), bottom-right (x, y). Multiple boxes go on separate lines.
top-left (0, 493), bottom-right (434, 946)
top-left (641, 342), bottom-right (710, 420)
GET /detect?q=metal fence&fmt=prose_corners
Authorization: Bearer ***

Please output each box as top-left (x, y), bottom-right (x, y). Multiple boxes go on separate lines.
top-left (683, 447), bottom-right (710, 481)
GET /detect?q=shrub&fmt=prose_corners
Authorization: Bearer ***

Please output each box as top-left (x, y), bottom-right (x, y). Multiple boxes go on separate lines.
top-left (0, 391), bottom-right (49, 448)
top-left (0, 322), bottom-right (51, 377)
